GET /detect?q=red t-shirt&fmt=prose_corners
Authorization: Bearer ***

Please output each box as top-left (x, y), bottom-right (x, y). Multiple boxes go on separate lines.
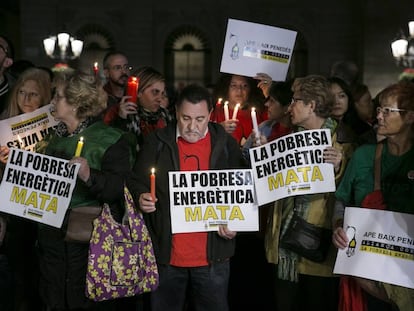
top-left (170, 133), bottom-right (211, 267)
top-left (210, 104), bottom-right (267, 144)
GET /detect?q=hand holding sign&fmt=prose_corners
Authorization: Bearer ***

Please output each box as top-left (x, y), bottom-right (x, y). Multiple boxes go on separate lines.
top-left (0, 145), bottom-right (9, 164)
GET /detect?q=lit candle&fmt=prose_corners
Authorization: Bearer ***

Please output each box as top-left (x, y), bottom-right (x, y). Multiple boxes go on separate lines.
top-left (216, 97), bottom-right (222, 107)
top-left (75, 137), bottom-right (84, 157)
top-left (126, 76), bottom-right (139, 103)
top-left (150, 168), bottom-right (156, 202)
top-left (232, 103), bottom-right (240, 120)
top-left (251, 107), bottom-right (260, 145)
top-left (93, 62), bottom-right (99, 77)
top-left (223, 101), bottom-right (229, 121)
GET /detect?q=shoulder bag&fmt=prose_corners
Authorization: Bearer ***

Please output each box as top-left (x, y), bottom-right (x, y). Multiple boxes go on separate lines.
top-left (280, 211), bottom-right (332, 262)
top-left (85, 185), bottom-right (159, 301)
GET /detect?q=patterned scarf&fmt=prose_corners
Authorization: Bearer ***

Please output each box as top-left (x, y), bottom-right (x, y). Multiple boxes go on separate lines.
top-left (55, 118), bottom-right (92, 137)
top-left (278, 117), bottom-right (337, 282)
top-left (127, 106), bottom-right (172, 150)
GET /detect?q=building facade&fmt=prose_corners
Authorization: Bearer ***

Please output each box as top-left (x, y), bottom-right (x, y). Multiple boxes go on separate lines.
top-left (2, 0), bottom-right (414, 96)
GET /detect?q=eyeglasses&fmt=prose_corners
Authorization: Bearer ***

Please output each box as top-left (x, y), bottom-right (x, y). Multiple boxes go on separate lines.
top-left (18, 90), bottom-right (40, 100)
top-left (109, 64), bottom-right (132, 72)
top-left (376, 107), bottom-right (411, 116)
top-left (290, 97), bottom-right (304, 105)
top-left (0, 44), bottom-right (9, 56)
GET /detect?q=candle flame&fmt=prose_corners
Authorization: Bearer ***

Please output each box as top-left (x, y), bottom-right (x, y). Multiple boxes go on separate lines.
top-left (151, 168), bottom-right (155, 174)
top-left (79, 136), bottom-right (84, 142)
top-left (94, 62), bottom-right (98, 68)
top-left (252, 107), bottom-right (256, 112)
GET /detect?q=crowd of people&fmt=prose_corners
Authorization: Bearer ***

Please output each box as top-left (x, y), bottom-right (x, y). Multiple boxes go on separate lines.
top-left (0, 33), bottom-right (413, 311)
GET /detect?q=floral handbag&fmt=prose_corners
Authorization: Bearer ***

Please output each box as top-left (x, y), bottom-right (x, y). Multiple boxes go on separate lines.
top-left (85, 185), bottom-right (159, 301)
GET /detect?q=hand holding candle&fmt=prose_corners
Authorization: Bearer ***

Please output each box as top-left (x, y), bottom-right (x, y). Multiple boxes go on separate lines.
top-left (75, 137), bottom-right (84, 157)
top-left (126, 76), bottom-right (139, 103)
top-left (232, 103), bottom-right (240, 120)
top-left (150, 168), bottom-right (156, 202)
top-left (251, 108), bottom-right (260, 145)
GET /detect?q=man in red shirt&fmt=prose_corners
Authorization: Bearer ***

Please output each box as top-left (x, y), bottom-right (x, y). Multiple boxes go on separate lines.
top-left (128, 84), bottom-right (246, 311)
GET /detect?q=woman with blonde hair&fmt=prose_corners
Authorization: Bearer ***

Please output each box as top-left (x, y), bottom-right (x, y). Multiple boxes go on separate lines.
top-left (1, 67), bottom-right (51, 118)
top-left (0, 66), bottom-right (52, 311)
top-left (35, 71), bottom-right (135, 310)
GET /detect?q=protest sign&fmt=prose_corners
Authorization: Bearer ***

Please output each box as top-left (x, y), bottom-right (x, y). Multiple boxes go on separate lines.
top-left (220, 18), bottom-right (297, 81)
top-left (0, 104), bottom-right (58, 152)
top-left (0, 148), bottom-right (79, 228)
top-left (334, 207), bottom-right (414, 289)
top-left (169, 169), bottom-right (258, 233)
top-left (249, 129), bottom-right (335, 206)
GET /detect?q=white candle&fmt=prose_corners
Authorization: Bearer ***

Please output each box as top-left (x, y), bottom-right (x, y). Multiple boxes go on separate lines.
top-left (232, 103), bottom-right (240, 120)
top-left (251, 107), bottom-right (260, 144)
top-left (224, 101), bottom-right (229, 121)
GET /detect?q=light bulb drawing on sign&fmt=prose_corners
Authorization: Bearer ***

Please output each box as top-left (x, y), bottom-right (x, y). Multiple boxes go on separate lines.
top-left (230, 33), bottom-right (239, 60)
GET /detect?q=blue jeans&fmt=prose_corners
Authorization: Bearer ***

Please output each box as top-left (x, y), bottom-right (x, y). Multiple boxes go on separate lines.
top-left (151, 262), bottom-right (230, 311)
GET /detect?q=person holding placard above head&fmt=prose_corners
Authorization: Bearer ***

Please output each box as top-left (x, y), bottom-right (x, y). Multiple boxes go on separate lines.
top-left (104, 66), bottom-right (172, 151)
top-left (264, 75), bottom-right (355, 311)
top-left (211, 73), bottom-right (266, 146)
top-left (333, 81), bottom-right (414, 311)
top-left (127, 84), bottom-right (246, 311)
top-left (34, 71), bottom-right (135, 311)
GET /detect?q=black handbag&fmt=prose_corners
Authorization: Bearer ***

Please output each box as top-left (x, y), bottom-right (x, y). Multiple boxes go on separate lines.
top-left (280, 212), bottom-right (332, 262)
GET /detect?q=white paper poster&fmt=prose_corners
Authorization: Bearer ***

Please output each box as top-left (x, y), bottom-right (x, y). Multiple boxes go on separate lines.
top-left (0, 104), bottom-right (58, 152)
top-left (334, 207), bottom-right (414, 289)
top-left (169, 169), bottom-right (258, 233)
top-left (220, 18), bottom-right (297, 81)
top-left (249, 129), bottom-right (335, 206)
top-left (0, 148), bottom-right (79, 228)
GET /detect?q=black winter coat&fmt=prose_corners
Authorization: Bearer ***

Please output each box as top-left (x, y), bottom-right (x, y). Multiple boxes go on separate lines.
top-left (127, 121), bottom-right (247, 265)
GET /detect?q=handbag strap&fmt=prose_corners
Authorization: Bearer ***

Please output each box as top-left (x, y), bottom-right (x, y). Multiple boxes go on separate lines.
top-left (123, 185), bottom-right (146, 240)
top-left (373, 142), bottom-right (383, 191)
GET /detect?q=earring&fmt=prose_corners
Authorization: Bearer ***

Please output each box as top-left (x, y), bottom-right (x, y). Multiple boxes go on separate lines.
top-left (72, 108), bottom-right (77, 112)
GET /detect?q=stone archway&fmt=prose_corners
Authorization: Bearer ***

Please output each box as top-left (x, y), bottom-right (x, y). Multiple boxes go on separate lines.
top-left (164, 25), bottom-right (211, 91)
top-left (76, 24), bottom-right (115, 77)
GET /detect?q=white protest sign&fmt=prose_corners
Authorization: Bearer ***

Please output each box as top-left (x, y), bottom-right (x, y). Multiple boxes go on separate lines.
top-left (249, 129), bottom-right (335, 206)
top-left (0, 148), bottom-right (79, 228)
top-left (334, 207), bottom-right (414, 289)
top-left (0, 104), bottom-right (58, 152)
top-left (169, 169), bottom-right (258, 233)
top-left (220, 18), bottom-right (297, 81)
